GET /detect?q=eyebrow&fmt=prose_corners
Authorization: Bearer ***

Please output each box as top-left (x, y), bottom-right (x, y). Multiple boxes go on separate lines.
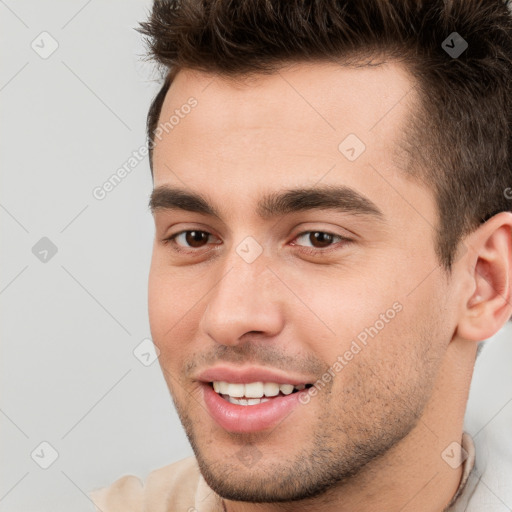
top-left (149, 184), bottom-right (384, 221)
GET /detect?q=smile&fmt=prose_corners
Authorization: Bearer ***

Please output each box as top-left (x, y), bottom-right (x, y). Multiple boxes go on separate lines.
top-left (201, 380), bottom-right (314, 432)
top-left (211, 381), bottom-right (311, 406)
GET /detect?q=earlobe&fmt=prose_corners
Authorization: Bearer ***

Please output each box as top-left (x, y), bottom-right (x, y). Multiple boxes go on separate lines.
top-left (457, 212), bottom-right (512, 342)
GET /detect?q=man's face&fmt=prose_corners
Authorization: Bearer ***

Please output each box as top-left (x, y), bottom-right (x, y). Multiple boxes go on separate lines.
top-left (148, 62), bottom-right (458, 501)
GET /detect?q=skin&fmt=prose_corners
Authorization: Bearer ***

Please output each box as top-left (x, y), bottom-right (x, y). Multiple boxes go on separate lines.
top-left (148, 61), bottom-right (512, 512)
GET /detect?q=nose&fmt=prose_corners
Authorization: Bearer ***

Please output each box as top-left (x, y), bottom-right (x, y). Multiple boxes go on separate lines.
top-left (199, 254), bottom-right (285, 347)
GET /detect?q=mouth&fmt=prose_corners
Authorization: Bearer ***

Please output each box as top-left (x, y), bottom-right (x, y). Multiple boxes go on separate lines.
top-left (200, 378), bottom-right (315, 433)
top-left (210, 381), bottom-right (313, 406)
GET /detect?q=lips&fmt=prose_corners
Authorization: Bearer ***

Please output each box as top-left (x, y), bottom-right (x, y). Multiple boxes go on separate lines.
top-left (197, 366), bottom-right (314, 433)
top-left (197, 366), bottom-right (313, 386)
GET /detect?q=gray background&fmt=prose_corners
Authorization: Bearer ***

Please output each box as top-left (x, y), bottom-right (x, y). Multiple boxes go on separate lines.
top-left (1, 1), bottom-right (192, 510)
top-left (0, 1), bottom-right (511, 511)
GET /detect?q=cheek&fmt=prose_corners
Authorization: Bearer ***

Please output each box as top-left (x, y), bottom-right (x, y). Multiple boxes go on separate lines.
top-left (148, 257), bottom-right (202, 327)
top-left (323, 306), bottom-right (439, 433)
top-left (148, 268), bottom-right (173, 340)
top-left (289, 274), bottom-right (404, 362)
top-left (148, 265), bottom-right (197, 358)
top-left (293, 272), bottom-right (441, 392)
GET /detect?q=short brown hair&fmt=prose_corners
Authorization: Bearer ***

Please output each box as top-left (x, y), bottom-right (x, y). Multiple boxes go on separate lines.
top-left (138, 0), bottom-right (512, 269)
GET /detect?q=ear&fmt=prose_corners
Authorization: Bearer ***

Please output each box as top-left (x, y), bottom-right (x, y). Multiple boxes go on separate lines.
top-left (456, 211), bottom-right (512, 342)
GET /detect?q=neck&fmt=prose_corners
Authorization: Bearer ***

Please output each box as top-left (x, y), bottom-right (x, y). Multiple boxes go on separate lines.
top-left (223, 338), bottom-right (476, 512)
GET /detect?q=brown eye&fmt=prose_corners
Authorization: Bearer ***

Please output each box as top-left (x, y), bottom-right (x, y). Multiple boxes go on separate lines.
top-left (291, 230), bottom-right (353, 255)
top-left (184, 230), bottom-right (209, 248)
top-left (166, 230), bottom-right (220, 250)
top-left (309, 232), bottom-right (335, 248)
top-left (294, 231), bottom-right (340, 249)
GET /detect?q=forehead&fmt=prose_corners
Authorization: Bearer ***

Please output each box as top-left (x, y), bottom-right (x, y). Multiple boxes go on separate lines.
top-left (152, 61), bottom-right (426, 221)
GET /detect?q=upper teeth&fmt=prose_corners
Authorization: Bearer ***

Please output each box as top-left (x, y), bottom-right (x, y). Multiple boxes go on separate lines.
top-left (213, 381), bottom-right (305, 398)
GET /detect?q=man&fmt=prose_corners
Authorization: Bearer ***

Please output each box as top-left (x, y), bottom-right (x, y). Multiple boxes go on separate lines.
top-left (90, 0), bottom-right (512, 510)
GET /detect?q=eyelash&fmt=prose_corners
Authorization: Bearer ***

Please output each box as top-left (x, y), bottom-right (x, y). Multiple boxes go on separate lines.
top-left (162, 231), bottom-right (221, 255)
top-left (291, 231), bottom-right (352, 255)
top-left (161, 230), bottom-right (353, 256)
